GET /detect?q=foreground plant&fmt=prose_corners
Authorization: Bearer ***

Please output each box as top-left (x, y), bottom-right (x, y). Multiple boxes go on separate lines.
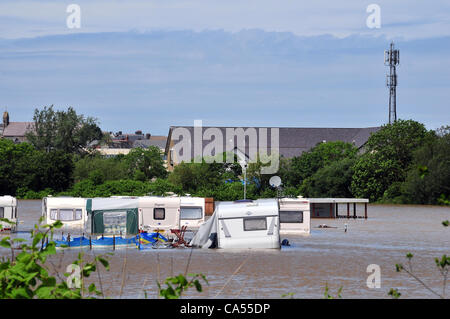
top-left (389, 221), bottom-right (449, 299)
top-left (157, 273), bottom-right (208, 299)
top-left (0, 217), bottom-right (110, 299)
top-left (323, 283), bottom-right (343, 299)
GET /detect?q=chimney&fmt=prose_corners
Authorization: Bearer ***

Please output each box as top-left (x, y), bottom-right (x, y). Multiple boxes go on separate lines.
top-left (3, 111), bottom-right (9, 127)
top-left (146, 133), bottom-right (151, 139)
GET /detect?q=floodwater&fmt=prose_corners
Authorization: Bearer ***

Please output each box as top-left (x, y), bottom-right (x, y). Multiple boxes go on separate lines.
top-left (1, 200), bottom-right (449, 299)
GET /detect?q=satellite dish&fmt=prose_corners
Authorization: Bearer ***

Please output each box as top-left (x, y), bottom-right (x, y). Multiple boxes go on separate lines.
top-left (269, 176), bottom-right (282, 188)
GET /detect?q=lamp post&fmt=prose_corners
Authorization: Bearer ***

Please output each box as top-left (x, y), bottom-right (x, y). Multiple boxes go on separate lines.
top-left (241, 161), bottom-right (248, 200)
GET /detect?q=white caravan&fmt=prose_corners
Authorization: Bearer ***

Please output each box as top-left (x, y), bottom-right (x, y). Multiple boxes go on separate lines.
top-left (42, 197), bottom-right (88, 231)
top-left (0, 196), bottom-right (17, 231)
top-left (138, 196), bottom-right (181, 236)
top-left (179, 197), bottom-right (206, 229)
top-left (278, 198), bottom-right (310, 235)
top-left (190, 199), bottom-right (281, 249)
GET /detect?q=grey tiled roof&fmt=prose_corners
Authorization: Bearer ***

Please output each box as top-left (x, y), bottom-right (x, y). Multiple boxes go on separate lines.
top-left (2, 122), bottom-right (34, 137)
top-left (133, 136), bottom-right (167, 149)
top-left (165, 126), bottom-right (381, 159)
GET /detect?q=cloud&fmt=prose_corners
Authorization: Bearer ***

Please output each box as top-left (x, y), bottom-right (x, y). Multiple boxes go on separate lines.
top-left (0, 0), bottom-right (450, 39)
top-left (0, 30), bottom-right (449, 134)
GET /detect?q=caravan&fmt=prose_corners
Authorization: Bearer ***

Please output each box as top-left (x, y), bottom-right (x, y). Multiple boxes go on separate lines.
top-left (180, 197), bottom-right (206, 229)
top-left (191, 199), bottom-right (281, 249)
top-left (138, 196), bottom-right (181, 236)
top-left (0, 196), bottom-right (17, 231)
top-left (42, 197), bottom-right (88, 231)
top-left (278, 198), bottom-right (310, 235)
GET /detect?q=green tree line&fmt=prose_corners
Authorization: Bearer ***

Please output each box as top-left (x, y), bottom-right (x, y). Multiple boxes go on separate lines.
top-left (1, 106), bottom-right (449, 205)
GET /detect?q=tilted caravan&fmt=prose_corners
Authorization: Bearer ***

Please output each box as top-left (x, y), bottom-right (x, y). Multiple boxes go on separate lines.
top-left (87, 197), bottom-right (139, 235)
top-left (0, 196), bottom-right (17, 231)
top-left (190, 199), bottom-right (281, 249)
top-left (180, 197), bottom-right (206, 229)
top-left (42, 197), bottom-right (88, 231)
top-left (138, 197), bottom-right (181, 236)
top-left (278, 198), bottom-right (310, 235)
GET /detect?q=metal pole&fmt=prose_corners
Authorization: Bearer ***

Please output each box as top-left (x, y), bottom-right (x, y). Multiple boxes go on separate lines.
top-left (365, 203), bottom-right (368, 219)
top-left (243, 166), bottom-right (247, 200)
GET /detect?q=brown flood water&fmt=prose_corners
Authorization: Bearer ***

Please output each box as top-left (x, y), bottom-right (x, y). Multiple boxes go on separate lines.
top-left (1, 200), bottom-right (449, 299)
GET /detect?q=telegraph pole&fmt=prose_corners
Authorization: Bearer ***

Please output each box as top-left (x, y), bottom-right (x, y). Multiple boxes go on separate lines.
top-left (385, 41), bottom-right (400, 124)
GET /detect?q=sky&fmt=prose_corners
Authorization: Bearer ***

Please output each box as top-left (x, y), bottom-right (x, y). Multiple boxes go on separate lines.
top-left (0, 0), bottom-right (449, 135)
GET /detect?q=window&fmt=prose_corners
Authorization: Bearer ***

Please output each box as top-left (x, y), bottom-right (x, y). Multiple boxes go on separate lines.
top-left (180, 207), bottom-right (203, 220)
top-left (75, 209), bottom-right (82, 220)
top-left (50, 209), bottom-right (58, 220)
top-left (59, 209), bottom-right (74, 221)
top-left (49, 208), bottom-right (83, 221)
top-left (243, 217), bottom-right (267, 231)
top-left (154, 208), bottom-right (165, 220)
top-left (103, 211), bottom-right (127, 235)
top-left (0, 207), bottom-right (3, 219)
top-left (280, 211), bottom-right (303, 223)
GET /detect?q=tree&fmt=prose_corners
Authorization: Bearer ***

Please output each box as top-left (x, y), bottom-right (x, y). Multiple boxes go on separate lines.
top-left (287, 141), bottom-right (358, 187)
top-left (0, 139), bottom-right (74, 196)
top-left (401, 129), bottom-right (450, 205)
top-left (124, 146), bottom-right (168, 181)
top-left (300, 157), bottom-right (356, 198)
top-left (0, 139), bottom-right (37, 195)
top-left (26, 105), bottom-right (103, 154)
top-left (351, 119), bottom-right (431, 201)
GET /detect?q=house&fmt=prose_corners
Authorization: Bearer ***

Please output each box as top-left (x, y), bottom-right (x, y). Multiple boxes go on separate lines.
top-left (96, 130), bottom-right (167, 158)
top-left (1, 111), bottom-right (34, 143)
top-left (164, 125), bottom-right (381, 170)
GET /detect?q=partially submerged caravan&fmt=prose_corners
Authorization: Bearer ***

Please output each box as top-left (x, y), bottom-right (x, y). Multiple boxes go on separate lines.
top-left (0, 196), bottom-right (17, 231)
top-left (190, 199), bottom-right (281, 249)
top-left (180, 197), bottom-right (206, 229)
top-left (278, 198), bottom-right (310, 235)
top-left (87, 197), bottom-right (139, 235)
top-left (138, 196), bottom-right (181, 236)
top-left (42, 197), bottom-right (88, 231)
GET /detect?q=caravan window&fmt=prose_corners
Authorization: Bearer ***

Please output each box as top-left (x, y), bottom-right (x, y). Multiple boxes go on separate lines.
top-left (243, 217), bottom-right (267, 231)
top-left (50, 209), bottom-right (58, 220)
top-left (0, 207), bottom-right (3, 219)
top-left (59, 209), bottom-right (75, 221)
top-left (180, 207), bottom-right (203, 220)
top-left (154, 208), bottom-right (165, 220)
top-left (280, 211), bottom-right (303, 223)
top-left (75, 209), bottom-right (82, 220)
top-left (50, 208), bottom-right (83, 221)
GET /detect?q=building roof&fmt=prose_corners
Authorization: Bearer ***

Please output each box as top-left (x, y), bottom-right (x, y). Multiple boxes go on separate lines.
top-left (2, 122), bottom-right (34, 137)
top-left (165, 126), bottom-right (381, 160)
top-left (133, 136), bottom-right (167, 149)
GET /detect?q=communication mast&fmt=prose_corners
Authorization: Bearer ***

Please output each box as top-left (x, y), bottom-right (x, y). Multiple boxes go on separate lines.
top-left (385, 41), bottom-right (400, 124)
